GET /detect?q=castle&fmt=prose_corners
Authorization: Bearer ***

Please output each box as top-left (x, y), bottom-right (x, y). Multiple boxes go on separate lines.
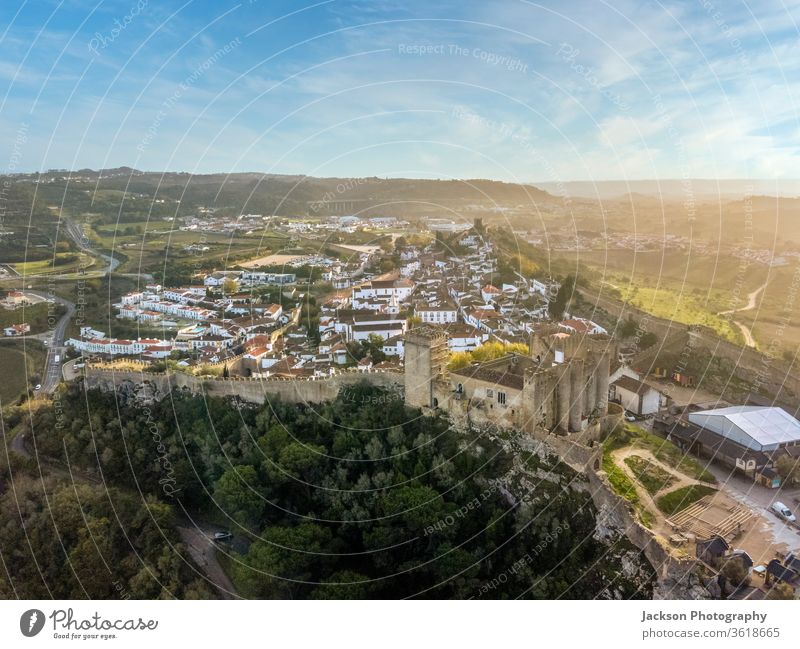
top-left (404, 325), bottom-right (614, 435)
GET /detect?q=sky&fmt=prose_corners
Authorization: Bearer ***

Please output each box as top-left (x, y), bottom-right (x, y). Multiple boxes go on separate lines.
top-left (0, 0), bottom-right (798, 182)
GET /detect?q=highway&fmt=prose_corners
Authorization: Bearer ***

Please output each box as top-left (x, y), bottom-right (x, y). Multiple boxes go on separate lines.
top-left (61, 215), bottom-right (120, 273)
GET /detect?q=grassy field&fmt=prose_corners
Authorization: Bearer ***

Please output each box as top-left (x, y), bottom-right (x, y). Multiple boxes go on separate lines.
top-left (613, 284), bottom-right (742, 343)
top-left (623, 455), bottom-right (677, 495)
top-left (0, 302), bottom-right (65, 334)
top-left (0, 340), bottom-right (46, 406)
top-left (565, 248), bottom-right (770, 295)
top-left (11, 252), bottom-right (96, 277)
top-left (656, 485), bottom-right (718, 515)
top-left (99, 230), bottom-right (291, 275)
top-left (747, 263), bottom-right (800, 357)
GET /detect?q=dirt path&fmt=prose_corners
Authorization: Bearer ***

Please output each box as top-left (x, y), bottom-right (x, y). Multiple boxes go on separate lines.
top-left (718, 281), bottom-right (767, 316)
top-left (734, 321), bottom-right (757, 348)
top-left (614, 447), bottom-right (705, 498)
top-left (611, 447), bottom-right (709, 538)
top-left (717, 281), bottom-right (767, 349)
top-left (611, 445), bottom-right (785, 564)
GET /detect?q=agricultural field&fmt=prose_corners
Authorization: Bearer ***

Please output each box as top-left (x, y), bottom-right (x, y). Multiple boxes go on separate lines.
top-left (566, 248), bottom-right (770, 295)
top-left (89, 226), bottom-right (290, 276)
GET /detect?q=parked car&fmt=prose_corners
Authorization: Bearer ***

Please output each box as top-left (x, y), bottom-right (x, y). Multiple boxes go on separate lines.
top-left (34, 384), bottom-right (41, 391)
top-left (771, 501), bottom-right (796, 523)
top-left (213, 531), bottom-right (233, 541)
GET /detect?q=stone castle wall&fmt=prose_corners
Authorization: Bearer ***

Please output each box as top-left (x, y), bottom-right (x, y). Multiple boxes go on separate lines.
top-left (83, 367), bottom-right (403, 405)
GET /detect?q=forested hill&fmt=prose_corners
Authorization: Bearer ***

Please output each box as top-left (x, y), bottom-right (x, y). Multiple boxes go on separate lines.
top-left (1, 382), bottom-right (655, 599)
top-left (3, 168), bottom-right (557, 219)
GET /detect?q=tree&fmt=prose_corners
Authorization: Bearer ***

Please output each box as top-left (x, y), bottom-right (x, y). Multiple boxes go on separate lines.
top-left (362, 334), bottom-right (387, 363)
top-left (766, 582), bottom-right (795, 600)
top-left (775, 455), bottom-right (800, 485)
top-left (213, 465), bottom-right (264, 528)
top-left (619, 318), bottom-right (638, 338)
top-left (717, 556), bottom-right (750, 590)
top-left (238, 523), bottom-right (332, 598)
top-left (223, 278), bottom-right (238, 294)
top-left (447, 341), bottom-right (529, 370)
top-left (311, 571), bottom-right (372, 599)
top-left (548, 274), bottom-right (575, 320)
top-left (345, 340), bottom-right (365, 362)
top-left (637, 332), bottom-right (658, 350)
top-left (407, 315), bottom-right (422, 329)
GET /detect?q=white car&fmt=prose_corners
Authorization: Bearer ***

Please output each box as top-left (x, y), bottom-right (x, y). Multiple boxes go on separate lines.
top-left (34, 384), bottom-right (42, 391)
top-left (771, 501), bottom-right (796, 523)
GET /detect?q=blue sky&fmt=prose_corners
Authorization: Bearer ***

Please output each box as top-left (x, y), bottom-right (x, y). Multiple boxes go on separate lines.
top-left (1, 0), bottom-right (798, 181)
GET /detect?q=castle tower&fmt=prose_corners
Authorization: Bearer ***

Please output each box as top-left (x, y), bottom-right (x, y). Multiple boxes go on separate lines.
top-left (568, 358), bottom-right (584, 431)
top-left (555, 362), bottom-right (572, 433)
top-left (403, 327), bottom-right (449, 409)
top-left (588, 335), bottom-right (614, 413)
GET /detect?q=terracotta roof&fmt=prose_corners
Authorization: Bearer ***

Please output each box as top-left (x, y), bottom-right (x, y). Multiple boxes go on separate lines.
top-left (451, 360), bottom-right (527, 391)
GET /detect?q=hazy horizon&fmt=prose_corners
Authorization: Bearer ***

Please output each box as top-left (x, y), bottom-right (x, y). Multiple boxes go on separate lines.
top-left (7, 166), bottom-right (800, 199)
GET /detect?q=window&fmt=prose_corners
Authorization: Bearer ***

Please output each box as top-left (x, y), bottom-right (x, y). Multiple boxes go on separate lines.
top-left (497, 392), bottom-right (506, 405)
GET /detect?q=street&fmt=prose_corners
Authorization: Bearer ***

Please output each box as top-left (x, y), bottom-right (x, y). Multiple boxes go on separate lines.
top-left (24, 290), bottom-right (76, 394)
top-left (706, 461), bottom-right (800, 556)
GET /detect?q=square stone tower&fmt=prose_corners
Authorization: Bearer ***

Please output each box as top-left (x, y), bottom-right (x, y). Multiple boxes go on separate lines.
top-left (404, 327), bottom-right (449, 408)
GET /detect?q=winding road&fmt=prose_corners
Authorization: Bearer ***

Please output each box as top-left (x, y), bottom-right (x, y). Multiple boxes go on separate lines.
top-left (61, 216), bottom-right (120, 274)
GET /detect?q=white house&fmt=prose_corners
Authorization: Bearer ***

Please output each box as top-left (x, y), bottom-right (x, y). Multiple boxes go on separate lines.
top-left (351, 279), bottom-right (414, 309)
top-left (480, 285), bottom-right (502, 303)
top-left (120, 291), bottom-right (144, 305)
top-left (416, 305), bottom-right (458, 324)
top-left (610, 376), bottom-right (664, 416)
top-left (381, 335), bottom-right (405, 358)
top-left (4, 323), bottom-right (30, 336)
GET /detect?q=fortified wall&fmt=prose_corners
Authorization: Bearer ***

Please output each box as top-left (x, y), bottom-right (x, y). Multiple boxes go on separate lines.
top-left (83, 367), bottom-right (403, 405)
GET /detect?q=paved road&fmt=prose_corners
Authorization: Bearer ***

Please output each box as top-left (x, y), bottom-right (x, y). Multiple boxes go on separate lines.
top-left (175, 523), bottom-right (240, 599)
top-left (62, 216), bottom-right (120, 274)
top-left (26, 217), bottom-right (126, 394)
top-left (22, 290), bottom-right (75, 394)
top-left (707, 462), bottom-right (800, 555)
